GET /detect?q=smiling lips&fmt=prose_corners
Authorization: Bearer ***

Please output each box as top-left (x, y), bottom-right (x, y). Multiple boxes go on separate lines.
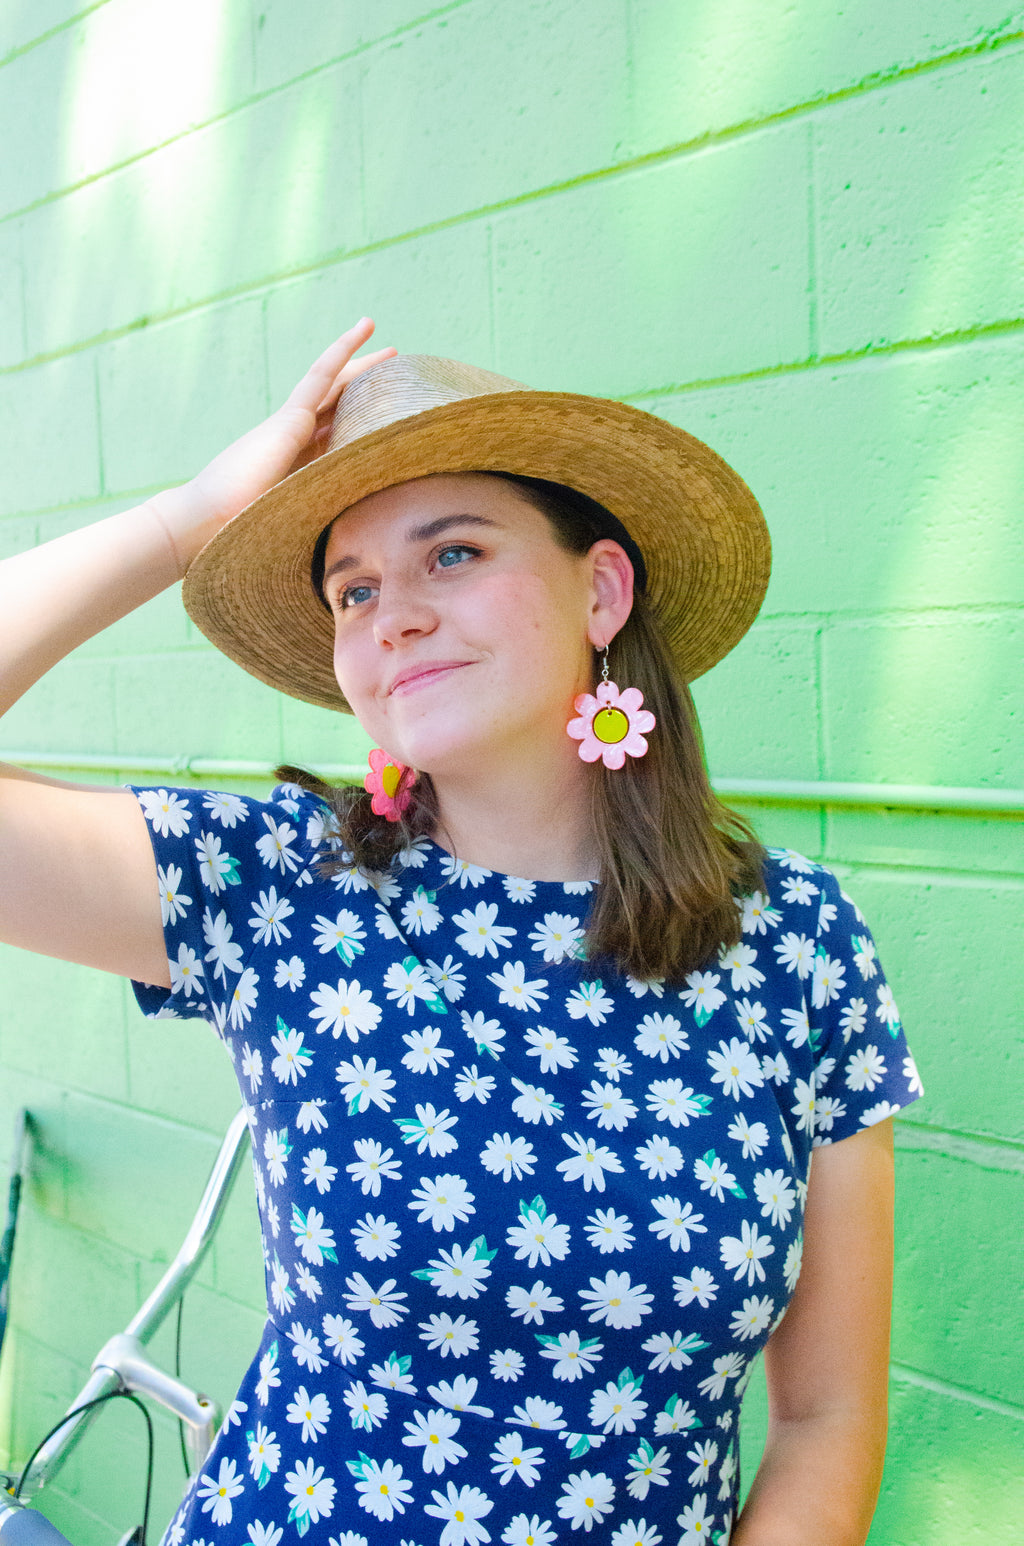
top-left (387, 660), bottom-right (470, 697)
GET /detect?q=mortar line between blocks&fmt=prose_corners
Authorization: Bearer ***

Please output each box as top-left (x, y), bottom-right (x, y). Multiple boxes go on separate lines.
top-left (889, 1362), bottom-right (1024, 1422)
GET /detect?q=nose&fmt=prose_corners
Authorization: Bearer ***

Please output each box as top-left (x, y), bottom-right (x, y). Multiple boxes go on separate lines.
top-left (371, 577), bottom-right (439, 649)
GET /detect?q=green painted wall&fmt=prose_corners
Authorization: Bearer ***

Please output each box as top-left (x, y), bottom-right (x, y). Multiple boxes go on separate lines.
top-left (0, 1), bottom-right (1021, 1539)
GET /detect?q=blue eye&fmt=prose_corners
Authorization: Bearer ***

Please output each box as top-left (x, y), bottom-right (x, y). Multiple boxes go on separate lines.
top-left (340, 583), bottom-right (375, 609)
top-left (436, 544), bottom-right (477, 569)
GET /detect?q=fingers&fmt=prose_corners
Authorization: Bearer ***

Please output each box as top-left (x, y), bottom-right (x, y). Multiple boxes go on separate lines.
top-left (285, 318), bottom-right (381, 412)
top-left (316, 344), bottom-right (397, 415)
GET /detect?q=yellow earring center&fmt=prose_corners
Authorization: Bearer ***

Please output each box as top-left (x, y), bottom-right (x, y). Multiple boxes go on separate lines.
top-left (381, 763), bottom-right (403, 798)
top-left (592, 706), bottom-right (630, 744)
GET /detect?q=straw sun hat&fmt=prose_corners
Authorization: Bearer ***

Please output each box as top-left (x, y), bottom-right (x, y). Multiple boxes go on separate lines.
top-left (183, 354), bottom-right (771, 713)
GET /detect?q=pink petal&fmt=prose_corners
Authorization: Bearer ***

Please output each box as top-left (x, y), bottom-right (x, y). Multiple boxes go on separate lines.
top-left (616, 687), bottom-right (646, 714)
top-left (595, 682), bottom-right (618, 707)
top-left (620, 730), bottom-right (650, 759)
top-left (600, 742), bottom-right (628, 770)
top-left (573, 692), bottom-right (600, 717)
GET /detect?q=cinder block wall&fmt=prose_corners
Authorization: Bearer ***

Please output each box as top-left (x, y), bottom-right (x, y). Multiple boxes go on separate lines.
top-left (1, 2), bottom-right (1021, 1540)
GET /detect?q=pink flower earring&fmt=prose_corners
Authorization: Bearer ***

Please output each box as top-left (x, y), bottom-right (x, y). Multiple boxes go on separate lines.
top-left (567, 646), bottom-right (656, 769)
top-left (364, 747), bottom-right (416, 821)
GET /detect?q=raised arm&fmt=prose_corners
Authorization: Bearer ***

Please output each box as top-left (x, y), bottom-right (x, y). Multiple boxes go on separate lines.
top-left (0, 319), bottom-right (393, 985)
top-left (732, 1119), bottom-right (895, 1546)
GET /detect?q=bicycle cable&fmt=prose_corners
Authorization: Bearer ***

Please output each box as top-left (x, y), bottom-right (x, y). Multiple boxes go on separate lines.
top-left (174, 1293), bottom-right (189, 1477)
top-left (14, 1389), bottom-right (153, 1545)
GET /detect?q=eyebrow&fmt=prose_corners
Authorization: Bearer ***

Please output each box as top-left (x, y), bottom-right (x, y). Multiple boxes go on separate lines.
top-left (322, 513), bottom-right (500, 584)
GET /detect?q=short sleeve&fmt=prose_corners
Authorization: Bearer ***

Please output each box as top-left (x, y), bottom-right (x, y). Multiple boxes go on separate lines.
top-left (802, 865), bottom-right (924, 1145)
top-left (128, 782), bottom-right (329, 1029)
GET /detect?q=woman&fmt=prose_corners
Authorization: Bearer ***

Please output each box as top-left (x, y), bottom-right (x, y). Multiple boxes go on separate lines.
top-left (0, 320), bottom-right (920, 1544)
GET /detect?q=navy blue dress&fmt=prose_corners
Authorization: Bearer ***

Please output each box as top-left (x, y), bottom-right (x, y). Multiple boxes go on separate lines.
top-left (131, 783), bottom-right (922, 1546)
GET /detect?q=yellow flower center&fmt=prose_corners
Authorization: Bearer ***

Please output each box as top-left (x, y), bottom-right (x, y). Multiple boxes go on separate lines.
top-left (593, 706), bottom-right (629, 744)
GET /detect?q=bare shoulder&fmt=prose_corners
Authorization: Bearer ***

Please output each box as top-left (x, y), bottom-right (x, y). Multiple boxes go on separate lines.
top-left (0, 763), bottom-right (169, 985)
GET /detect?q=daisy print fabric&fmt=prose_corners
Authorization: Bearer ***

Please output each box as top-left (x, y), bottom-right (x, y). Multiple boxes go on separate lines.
top-left (132, 784), bottom-right (922, 1546)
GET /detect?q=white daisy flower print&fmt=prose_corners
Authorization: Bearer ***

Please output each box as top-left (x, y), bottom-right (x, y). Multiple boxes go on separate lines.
top-left (653, 1394), bottom-right (698, 1435)
top-left (685, 1439), bottom-right (719, 1488)
top-left (633, 1013), bottom-right (690, 1062)
top-left (860, 1099), bottom-right (903, 1126)
top-left (584, 1208), bottom-right (635, 1253)
top-left (740, 891), bottom-right (781, 935)
top-left (697, 1353), bottom-right (744, 1400)
top-left (169, 942), bottom-right (204, 999)
top-left (506, 1281), bottom-right (564, 1325)
top-left (202, 907), bottom-right (243, 982)
top-left (528, 913), bottom-right (584, 963)
top-left (402, 1026), bottom-right (454, 1076)
top-left (510, 1078), bottom-right (563, 1126)
top-left (202, 789), bottom-right (247, 827)
top-left (256, 813), bottom-right (300, 875)
top-left (726, 1114), bottom-right (768, 1159)
top-left (502, 875), bottom-right (537, 903)
top-left (138, 788), bottom-right (191, 837)
top-left (707, 1038), bottom-right (764, 1100)
top-left (719, 1221), bottom-right (774, 1285)
top-left (196, 1455), bottom-right (244, 1524)
top-left (581, 1081), bottom-right (638, 1131)
top-left (426, 1373), bottom-right (494, 1416)
top-left (845, 1044), bottom-right (887, 1091)
top-left (773, 931), bottom-right (815, 979)
top-left (693, 1151), bottom-right (738, 1202)
top-left (419, 1313), bottom-right (480, 1359)
top-left (401, 886), bottom-right (443, 936)
top-left (624, 1438), bottom-right (671, 1501)
top-left (247, 1420), bottom-right (281, 1484)
top-left (903, 1053), bottom-right (924, 1095)
top-left (309, 976), bottom-right (382, 1042)
top-left (780, 875), bottom-right (817, 905)
top-left (348, 1454), bottom-right (412, 1521)
top-left (641, 1330), bottom-right (708, 1373)
top-left (634, 1134), bottom-right (685, 1181)
top-left (394, 1102), bottom-right (459, 1157)
top-left (753, 1169), bottom-right (796, 1227)
top-left (812, 950), bottom-right (846, 1008)
top-left (342, 1380), bottom-right (388, 1433)
top-left (491, 1348), bottom-right (526, 1382)
top-left (453, 901), bottom-right (517, 958)
top-left (595, 1046), bottom-right (632, 1080)
top-left (408, 1173), bottom-right (476, 1232)
top-left (346, 1137), bottom-right (401, 1194)
top-left (480, 1132), bottom-right (537, 1183)
top-left (273, 953), bottom-right (306, 992)
top-left (426, 954), bottom-right (467, 1003)
top-left (524, 1026), bottom-right (578, 1073)
top-left (463, 1011), bottom-right (506, 1059)
top-left (729, 1295), bottom-right (775, 1341)
top-left (678, 970), bottom-right (727, 1026)
top-left (506, 1197), bottom-right (571, 1268)
top-left (578, 1270), bottom-right (653, 1329)
top-left (402, 1407), bottom-right (468, 1473)
top-left (649, 1197), bottom-right (707, 1253)
top-left (839, 996), bottom-right (868, 1040)
top-left (565, 980), bottom-right (614, 1025)
top-left (286, 1320), bottom-right (326, 1373)
top-left (490, 1431), bottom-right (545, 1487)
top-left (557, 1470), bottom-right (615, 1532)
top-left (676, 1491), bottom-right (714, 1543)
top-left (342, 1274), bottom-right (409, 1329)
top-left (335, 1056), bottom-right (396, 1114)
top-left (195, 831), bottom-right (239, 895)
top-left (158, 863), bottom-right (191, 925)
top-left (502, 1515), bottom-right (556, 1546)
top-left (508, 1395), bottom-right (566, 1429)
top-left (717, 942), bottom-right (765, 992)
top-left (537, 1329), bottom-right (604, 1382)
top-left (771, 846), bottom-right (815, 873)
top-left (312, 908), bottom-right (366, 963)
top-left (557, 1133), bottom-right (624, 1191)
top-left (488, 959), bottom-right (550, 1012)
top-left (321, 1313), bottom-right (364, 1366)
top-left (351, 1212), bottom-right (401, 1262)
top-left (783, 1235), bottom-right (803, 1293)
top-left (735, 998), bottom-right (771, 1043)
top-left (761, 1049), bottom-right (791, 1085)
top-left (852, 934), bottom-right (878, 978)
top-left (418, 1237), bottom-right (495, 1300)
top-left (645, 1081), bottom-right (711, 1128)
top-left (876, 982), bottom-right (902, 1032)
top-left (270, 1024), bottom-right (312, 1086)
top-left (424, 1480), bottom-right (494, 1545)
top-left (286, 1386), bottom-right (331, 1442)
top-left (453, 1064), bottom-right (496, 1102)
top-left (367, 1352), bottom-right (415, 1393)
top-left (589, 1374), bottom-right (648, 1434)
top-left (296, 1100), bottom-right (328, 1136)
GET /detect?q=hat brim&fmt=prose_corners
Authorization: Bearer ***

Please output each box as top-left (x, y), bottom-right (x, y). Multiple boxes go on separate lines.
top-left (183, 390), bottom-right (770, 712)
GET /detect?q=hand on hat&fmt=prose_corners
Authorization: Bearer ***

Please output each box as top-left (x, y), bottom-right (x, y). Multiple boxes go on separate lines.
top-left (182, 318), bottom-right (396, 545)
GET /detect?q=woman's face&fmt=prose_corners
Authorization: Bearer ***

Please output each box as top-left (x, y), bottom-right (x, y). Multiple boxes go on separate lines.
top-left (320, 473), bottom-right (600, 777)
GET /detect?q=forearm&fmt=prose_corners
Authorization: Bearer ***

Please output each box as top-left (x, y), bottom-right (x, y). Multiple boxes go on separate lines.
top-left (0, 482), bottom-right (216, 716)
top-left (731, 1407), bottom-right (886, 1545)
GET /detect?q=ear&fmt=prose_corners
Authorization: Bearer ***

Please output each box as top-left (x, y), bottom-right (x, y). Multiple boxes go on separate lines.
top-left (586, 538), bottom-right (636, 650)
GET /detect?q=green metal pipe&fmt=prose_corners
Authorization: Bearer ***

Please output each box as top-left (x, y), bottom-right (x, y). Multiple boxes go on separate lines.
top-left (2, 750), bottom-right (1023, 815)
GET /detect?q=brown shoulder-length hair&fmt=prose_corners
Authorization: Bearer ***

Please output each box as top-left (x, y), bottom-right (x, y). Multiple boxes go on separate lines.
top-left (281, 473), bottom-right (764, 982)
